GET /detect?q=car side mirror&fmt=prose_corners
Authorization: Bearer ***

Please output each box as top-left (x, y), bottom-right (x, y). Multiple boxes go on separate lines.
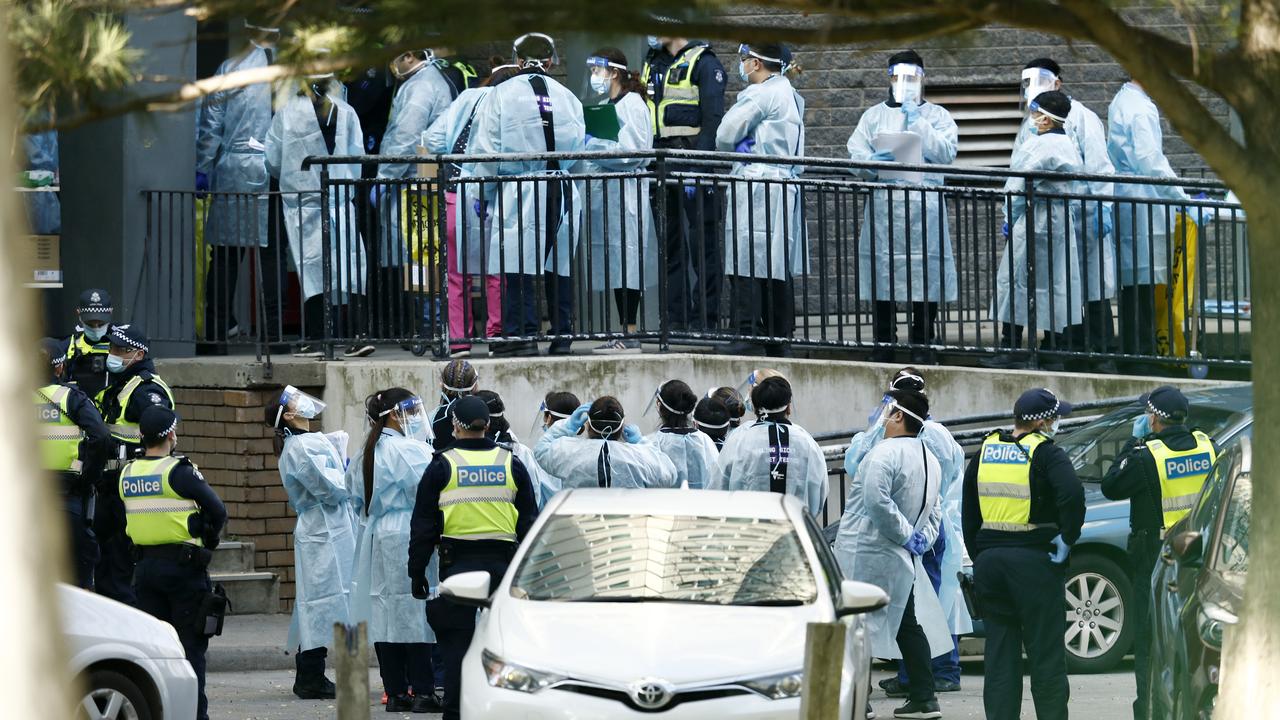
top-left (1171, 531), bottom-right (1203, 564)
top-left (439, 571), bottom-right (493, 608)
top-left (835, 580), bottom-right (889, 617)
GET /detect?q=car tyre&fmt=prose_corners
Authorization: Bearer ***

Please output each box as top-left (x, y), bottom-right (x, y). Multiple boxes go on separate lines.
top-left (1064, 552), bottom-right (1133, 674)
top-left (76, 669), bottom-right (153, 720)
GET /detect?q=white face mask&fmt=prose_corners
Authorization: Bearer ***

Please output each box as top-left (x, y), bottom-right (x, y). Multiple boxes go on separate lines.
top-left (83, 324), bottom-right (108, 342)
top-left (1045, 418), bottom-right (1062, 437)
top-left (589, 74), bottom-right (611, 95)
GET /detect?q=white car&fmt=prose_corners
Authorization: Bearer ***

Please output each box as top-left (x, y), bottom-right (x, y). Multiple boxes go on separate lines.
top-left (448, 489), bottom-right (888, 719)
top-left (60, 583), bottom-right (198, 720)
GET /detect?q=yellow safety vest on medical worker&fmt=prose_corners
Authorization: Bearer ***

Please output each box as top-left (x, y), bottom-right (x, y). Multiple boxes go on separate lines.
top-left (976, 432), bottom-right (1056, 532)
top-left (440, 447), bottom-right (519, 541)
top-left (1146, 431), bottom-right (1216, 528)
top-left (38, 384), bottom-right (83, 473)
top-left (642, 45), bottom-right (708, 138)
top-left (119, 456), bottom-right (202, 547)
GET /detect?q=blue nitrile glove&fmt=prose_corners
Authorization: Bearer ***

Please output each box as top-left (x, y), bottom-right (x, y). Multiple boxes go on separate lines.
top-left (734, 137), bottom-right (756, 154)
top-left (870, 149), bottom-right (895, 163)
top-left (366, 135), bottom-right (376, 152)
top-left (566, 403), bottom-right (592, 433)
top-left (1193, 192), bottom-right (1208, 200)
top-left (622, 424), bottom-right (643, 444)
top-left (1132, 414), bottom-right (1151, 439)
top-left (1049, 534), bottom-right (1070, 564)
top-left (1001, 221), bottom-right (1009, 239)
top-left (903, 531), bottom-right (930, 557)
top-left (368, 185), bottom-right (382, 206)
top-left (683, 185), bottom-right (697, 199)
top-left (1101, 204), bottom-right (1114, 237)
top-left (473, 199), bottom-right (487, 218)
top-left (195, 171), bottom-right (209, 199)
top-left (902, 99), bottom-right (921, 126)
top-left (584, 133), bottom-right (594, 144)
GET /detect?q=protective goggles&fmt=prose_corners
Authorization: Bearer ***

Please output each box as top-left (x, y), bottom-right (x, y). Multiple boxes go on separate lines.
top-left (1028, 99), bottom-right (1067, 124)
top-left (513, 32), bottom-right (559, 67)
top-left (277, 385), bottom-right (326, 427)
top-left (738, 43), bottom-right (783, 65)
top-left (1021, 67), bottom-right (1058, 102)
top-left (530, 400), bottom-right (571, 437)
top-left (586, 56), bottom-right (628, 72)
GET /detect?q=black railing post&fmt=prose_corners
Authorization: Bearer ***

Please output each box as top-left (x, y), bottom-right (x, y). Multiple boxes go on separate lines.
top-left (319, 166), bottom-right (336, 360)
top-left (1025, 176), bottom-right (1039, 369)
top-left (654, 151), bottom-right (670, 352)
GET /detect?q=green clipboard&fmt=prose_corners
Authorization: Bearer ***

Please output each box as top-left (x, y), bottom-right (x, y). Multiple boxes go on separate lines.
top-left (584, 105), bottom-right (621, 142)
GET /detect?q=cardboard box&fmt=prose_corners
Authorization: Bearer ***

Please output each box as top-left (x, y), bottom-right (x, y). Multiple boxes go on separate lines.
top-left (24, 234), bottom-right (61, 286)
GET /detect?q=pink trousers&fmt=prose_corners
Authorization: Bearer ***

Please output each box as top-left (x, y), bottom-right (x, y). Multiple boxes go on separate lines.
top-left (445, 192), bottom-right (502, 349)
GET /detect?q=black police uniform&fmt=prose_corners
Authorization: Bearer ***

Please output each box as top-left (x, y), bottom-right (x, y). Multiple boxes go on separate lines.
top-left (962, 430), bottom-right (1084, 720)
top-left (1102, 422), bottom-right (1214, 720)
top-left (125, 451), bottom-right (227, 720)
top-left (644, 41), bottom-right (727, 330)
top-left (40, 379), bottom-right (110, 588)
top-left (408, 436), bottom-right (538, 720)
top-left (95, 355), bottom-right (174, 605)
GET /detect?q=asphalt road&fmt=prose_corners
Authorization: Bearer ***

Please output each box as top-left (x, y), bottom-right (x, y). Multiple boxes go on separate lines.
top-left (206, 662), bottom-right (1137, 719)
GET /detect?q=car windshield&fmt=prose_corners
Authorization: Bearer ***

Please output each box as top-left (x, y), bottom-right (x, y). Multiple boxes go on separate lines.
top-left (1057, 403), bottom-right (1246, 483)
top-left (1215, 470), bottom-right (1251, 581)
top-left (510, 513), bottom-right (818, 606)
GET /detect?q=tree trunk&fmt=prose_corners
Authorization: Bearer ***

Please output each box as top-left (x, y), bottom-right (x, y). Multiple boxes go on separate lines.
top-left (1215, 188), bottom-right (1280, 719)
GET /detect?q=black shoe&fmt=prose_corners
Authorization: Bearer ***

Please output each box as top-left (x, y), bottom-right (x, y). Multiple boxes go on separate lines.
top-left (293, 676), bottom-right (337, 700)
top-left (410, 694), bottom-right (443, 713)
top-left (866, 703), bottom-right (877, 720)
top-left (386, 693), bottom-right (414, 711)
top-left (547, 340), bottom-right (573, 356)
top-left (868, 347), bottom-right (895, 363)
top-left (893, 698), bottom-right (942, 719)
top-left (935, 680), bottom-right (961, 693)
top-left (980, 352), bottom-right (1027, 369)
top-left (344, 343), bottom-right (376, 358)
top-left (879, 677), bottom-right (910, 698)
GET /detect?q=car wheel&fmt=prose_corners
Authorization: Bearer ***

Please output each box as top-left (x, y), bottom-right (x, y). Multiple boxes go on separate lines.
top-left (1064, 553), bottom-right (1133, 673)
top-left (76, 669), bottom-right (153, 720)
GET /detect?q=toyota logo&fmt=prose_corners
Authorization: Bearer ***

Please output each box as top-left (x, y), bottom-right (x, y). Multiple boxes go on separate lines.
top-left (630, 679), bottom-right (673, 710)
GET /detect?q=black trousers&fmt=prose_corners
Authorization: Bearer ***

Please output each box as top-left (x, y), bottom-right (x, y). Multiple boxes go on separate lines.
top-left (613, 288), bottom-right (641, 326)
top-left (730, 276), bottom-right (794, 342)
top-left (1118, 285), bottom-right (1157, 356)
top-left (664, 185), bottom-right (722, 330)
top-left (135, 556), bottom-right (212, 720)
top-left (501, 274), bottom-right (538, 338)
top-left (873, 301), bottom-right (938, 345)
top-left (1128, 530), bottom-right (1161, 720)
top-left (974, 546), bottom-right (1069, 720)
top-left (204, 246), bottom-right (245, 340)
top-left (65, 494), bottom-right (98, 590)
top-left (93, 470), bottom-right (136, 606)
top-left (296, 646), bottom-right (328, 682)
top-left (375, 642), bottom-right (435, 697)
top-left (205, 183), bottom-right (288, 342)
top-left (896, 588), bottom-right (937, 703)
top-left (543, 273), bottom-right (574, 349)
top-left (426, 543), bottom-right (515, 720)
top-left (1067, 299), bottom-right (1116, 353)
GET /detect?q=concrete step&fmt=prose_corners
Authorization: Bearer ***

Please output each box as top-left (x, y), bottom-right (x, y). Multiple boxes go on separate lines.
top-left (211, 571), bottom-right (279, 615)
top-left (209, 541), bottom-right (255, 574)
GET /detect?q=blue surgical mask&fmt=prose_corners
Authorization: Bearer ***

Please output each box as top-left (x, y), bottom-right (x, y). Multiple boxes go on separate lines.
top-left (589, 75), bottom-right (611, 96)
top-left (647, 36), bottom-right (662, 50)
top-left (404, 414), bottom-right (426, 439)
top-left (737, 61), bottom-right (749, 82)
top-left (83, 325), bottom-right (107, 342)
top-left (106, 355), bottom-right (127, 373)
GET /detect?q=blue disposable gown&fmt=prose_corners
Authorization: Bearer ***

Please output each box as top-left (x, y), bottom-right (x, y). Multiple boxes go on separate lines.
top-left (534, 420), bottom-right (679, 489)
top-left (346, 429), bottom-right (437, 644)
top-left (997, 131), bottom-right (1083, 332)
top-left (265, 92), bottom-right (367, 301)
top-left (644, 429), bottom-right (720, 489)
top-left (466, 72), bottom-right (585, 277)
top-left (375, 64), bottom-right (456, 267)
top-left (503, 434), bottom-right (561, 508)
top-left (425, 87), bottom-right (491, 272)
top-left (1107, 82), bottom-right (1190, 286)
top-left (196, 45), bottom-right (273, 248)
top-left (847, 102), bottom-right (959, 303)
top-left (583, 92), bottom-right (658, 291)
top-left (708, 420), bottom-right (828, 518)
top-left (1013, 99), bottom-right (1117, 301)
top-left (716, 74), bottom-right (807, 281)
top-left (23, 132), bottom-right (60, 235)
top-left (281, 431), bottom-right (359, 652)
top-left (844, 420), bottom-right (972, 635)
top-left (834, 436), bottom-right (951, 658)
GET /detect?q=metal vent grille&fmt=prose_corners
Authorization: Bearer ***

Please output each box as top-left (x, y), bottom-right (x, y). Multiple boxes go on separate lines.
top-left (927, 84), bottom-right (1023, 167)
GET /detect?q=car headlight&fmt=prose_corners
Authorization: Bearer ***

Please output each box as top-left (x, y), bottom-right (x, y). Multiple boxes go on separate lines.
top-left (741, 670), bottom-right (804, 700)
top-left (1197, 602), bottom-right (1238, 649)
top-left (480, 649), bottom-right (564, 693)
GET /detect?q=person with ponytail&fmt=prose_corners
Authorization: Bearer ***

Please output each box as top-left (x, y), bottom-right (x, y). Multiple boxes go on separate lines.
top-left (645, 379), bottom-right (720, 488)
top-left (263, 386), bottom-right (358, 701)
top-left (582, 47), bottom-right (656, 353)
top-left (536, 390), bottom-right (581, 434)
top-left (534, 396), bottom-right (677, 489)
top-left (427, 359), bottom-right (480, 451)
top-left (709, 385), bottom-right (747, 432)
top-left (709, 375), bottom-right (828, 518)
top-left (346, 388), bottom-right (441, 713)
top-left (478, 389), bottom-right (560, 508)
top-left (694, 395), bottom-right (732, 451)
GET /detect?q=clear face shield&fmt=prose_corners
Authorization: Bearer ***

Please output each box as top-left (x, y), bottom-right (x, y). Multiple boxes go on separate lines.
top-left (584, 56), bottom-right (626, 100)
top-left (245, 20), bottom-right (281, 49)
top-left (513, 32), bottom-right (559, 70)
top-left (279, 385), bottom-right (326, 422)
top-left (529, 400), bottom-right (572, 437)
top-left (1021, 67), bottom-right (1058, 112)
top-left (391, 49), bottom-right (435, 80)
top-left (889, 63), bottom-right (924, 104)
top-left (381, 396), bottom-right (428, 441)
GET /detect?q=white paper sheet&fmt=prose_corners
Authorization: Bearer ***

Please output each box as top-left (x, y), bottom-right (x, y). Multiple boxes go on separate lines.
top-left (873, 131), bottom-right (924, 183)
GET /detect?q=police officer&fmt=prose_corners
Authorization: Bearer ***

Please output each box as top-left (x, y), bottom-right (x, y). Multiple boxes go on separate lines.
top-left (63, 288), bottom-right (115, 399)
top-left (38, 337), bottom-right (109, 589)
top-left (94, 325), bottom-right (176, 604)
top-left (408, 396), bottom-right (538, 720)
top-left (962, 388), bottom-right (1084, 720)
top-left (121, 405), bottom-right (226, 720)
top-left (1102, 386), bottom-right (1215, 720)
top-left (642, 35), bottom-right (727, 331)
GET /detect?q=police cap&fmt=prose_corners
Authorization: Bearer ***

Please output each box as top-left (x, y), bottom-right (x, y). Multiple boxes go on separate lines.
top-left (451, 395), bottom-right (490, 427)
top-left (1142, 385), bottom-right (1189, 421)
top-left (108, 325), bottom-right (149, 354)
top-left (1014, 388), bottom-right (1073, 422)
top-left (77, 288), bottom-right (113, 322)
top-left (139, 405), bottom-right (179, 443)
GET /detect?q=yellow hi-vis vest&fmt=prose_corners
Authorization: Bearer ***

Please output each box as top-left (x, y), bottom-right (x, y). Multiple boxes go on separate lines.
top-left (1147, 431), bottom-right (1216, 529)
top-left (38, 384), bottom-right (83, 473)
top-left (976, 432), bottom-right (1057, 532)
top-left (119, 456), bottom-right (201, 547)
top-left (642, 45), bottom-right (708, 139)
top-left (440, 447), bottom-right (518, 541)
top-left (97, 373), bottom-right (175, 446)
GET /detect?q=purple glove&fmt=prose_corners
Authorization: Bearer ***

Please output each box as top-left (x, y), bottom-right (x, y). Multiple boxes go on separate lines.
top-left (734, 137), bottom-right (756, 154)
top-left (473, 199), bottom-right (487, 218)
top-left (903, 531), bottom-right (929, 557)
top-left (683, 185), bottom-right (697, 199)
top-left (195, 171), bottom-right (209, 198)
